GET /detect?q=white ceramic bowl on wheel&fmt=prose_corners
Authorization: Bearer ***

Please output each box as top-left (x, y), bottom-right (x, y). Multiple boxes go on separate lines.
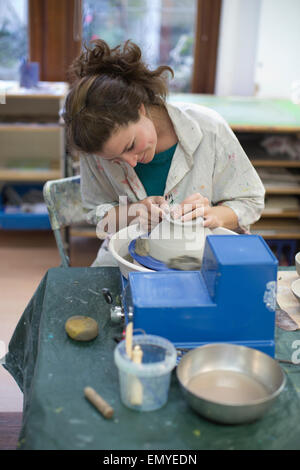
top-left (147, 215), bottom-right (236, 264)
top-left (109, 222), bottom-right (237, 279)
top-left (109, 224), bottom-right (153, 279)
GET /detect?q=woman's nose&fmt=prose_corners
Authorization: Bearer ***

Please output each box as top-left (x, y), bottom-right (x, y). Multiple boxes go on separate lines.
top-left (122, 152), bottom-right (138, 167)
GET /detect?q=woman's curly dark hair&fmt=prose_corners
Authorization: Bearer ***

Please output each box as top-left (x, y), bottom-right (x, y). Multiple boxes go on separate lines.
top-left (63, 39), bottom-right (174, 154)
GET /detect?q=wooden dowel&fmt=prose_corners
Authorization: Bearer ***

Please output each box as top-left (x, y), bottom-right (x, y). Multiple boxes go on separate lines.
top-left (84, 386), bottom-right (114, 419)
top-left (132, 344), bottom-right (143, 364)
top-left (130, 345), bottom-right (144, 406)
top-left (125, 322), bottom-right (133, 359)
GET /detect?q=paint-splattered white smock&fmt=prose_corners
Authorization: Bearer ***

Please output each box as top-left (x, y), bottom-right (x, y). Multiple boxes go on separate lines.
top-left (80, 102), bottom-right (265, 266)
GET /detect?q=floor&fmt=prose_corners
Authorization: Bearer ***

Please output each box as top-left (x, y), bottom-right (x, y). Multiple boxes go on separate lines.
top-left (0, 229), bottom-right (101, 414)
top-left (0, 412), bottom-right (23, 450)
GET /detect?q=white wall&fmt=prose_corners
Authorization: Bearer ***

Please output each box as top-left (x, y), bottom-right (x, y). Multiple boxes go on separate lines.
top-left (254, 0), bottom-right (300, 99)
top-left (215, 0), bottom-right (300, 99)
top-left (215, 0), bottom-right (261, 96)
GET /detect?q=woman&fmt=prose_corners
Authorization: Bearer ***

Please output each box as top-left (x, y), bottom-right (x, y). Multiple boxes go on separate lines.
top-left (63, 39), bottom-right (265, 266)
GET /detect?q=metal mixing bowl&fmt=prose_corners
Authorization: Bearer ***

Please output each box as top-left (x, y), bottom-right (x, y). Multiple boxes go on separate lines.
top-left (176, 343), bottom-right (286, 424)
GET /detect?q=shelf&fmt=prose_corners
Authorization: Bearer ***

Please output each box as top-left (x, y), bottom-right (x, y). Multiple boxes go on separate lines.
top-left (251, 159), bottom-right (300, 168)
top-left (0, 182), bottom-right (51, 230)
top-left (262, 210), bottom-right (300, 218)
top-left (0, 81), bottom-right (68, 98)
top-left (252, 232), bottom-right (300, 239)
top-left (232, 125), bottom-right (300, 133)
top-left (0, 81), bottom-right (68, 122)
top-left (0, 123), bottom-right (62, 131)
top-left (251, 218), bottom-right (300, 239)
top-left (0, 211), bottom-right (51, 230)
top-left (0, 168), bottom-right (61, 182)
top-left (0, 124), bottom-right (64, 163)
top-left (264, 186), bottom-right (300, 195)
top-left (0, 80), bottom-right (67, 231)
top-left (235, 132), bottom-right (300, 168)
top-left (70, 227), bottom-right (98, 238)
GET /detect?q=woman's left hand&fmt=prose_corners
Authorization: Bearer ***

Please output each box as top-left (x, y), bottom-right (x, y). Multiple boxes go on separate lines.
top-left (170, 193), bottom-right (223, 229)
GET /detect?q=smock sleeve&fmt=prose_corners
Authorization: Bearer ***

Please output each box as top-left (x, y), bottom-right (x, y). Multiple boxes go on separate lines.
top-left (213, 122), bottom-right (265, 232)
top-left (80, 155), bottom-right (119, 226)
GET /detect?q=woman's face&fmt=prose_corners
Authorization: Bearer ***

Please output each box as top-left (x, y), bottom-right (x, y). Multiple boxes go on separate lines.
top-left (97, 104), bottom-right (157, 167)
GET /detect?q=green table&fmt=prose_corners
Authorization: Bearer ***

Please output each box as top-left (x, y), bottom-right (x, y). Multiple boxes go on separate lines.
top-left (4, 267), bottom-right (300, 450)
top-left (169, 94), bottom-right (300, 132)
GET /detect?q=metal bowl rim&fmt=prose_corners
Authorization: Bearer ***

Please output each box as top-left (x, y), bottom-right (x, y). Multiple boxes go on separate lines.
top-left (176, 343), bottom-right (287, 408)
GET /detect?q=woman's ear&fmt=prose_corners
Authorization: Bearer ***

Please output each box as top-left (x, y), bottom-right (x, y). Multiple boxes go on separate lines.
top-left (139, 103), bottom-right (146, 116)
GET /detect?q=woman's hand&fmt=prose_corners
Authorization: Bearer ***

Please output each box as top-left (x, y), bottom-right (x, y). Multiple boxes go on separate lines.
top-left (96, 196), bottom-right (169, 237)
top-left (170, 193), bottom-right (238, 230)
top-left (170, 193), bottom-right (209, 221)
top-left (129, 196), bottom-right (169, 232)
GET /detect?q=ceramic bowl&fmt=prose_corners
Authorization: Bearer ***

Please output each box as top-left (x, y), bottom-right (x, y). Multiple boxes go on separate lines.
top-left (291, 278), bottom-right (300, 302)
top-left (109, 224), bottom-right (153, 279)
top-left (147, 215), bottom-right (236, 264)
top-left (295, 252), bottom-right (300, 276)
top-left (176, 343), bottom-right (286, 424)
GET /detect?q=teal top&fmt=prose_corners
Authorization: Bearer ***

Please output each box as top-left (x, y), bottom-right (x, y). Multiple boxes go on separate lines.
top-left (135, 143), bottom-right (177, 196)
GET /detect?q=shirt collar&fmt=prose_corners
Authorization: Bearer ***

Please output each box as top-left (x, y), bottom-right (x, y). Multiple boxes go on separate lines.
top-left (166, 102), bottom-right (203, 163)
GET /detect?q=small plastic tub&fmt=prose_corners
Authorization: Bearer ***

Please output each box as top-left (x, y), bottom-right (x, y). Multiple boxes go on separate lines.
top-left (114, 334), bottom-right (177, 411)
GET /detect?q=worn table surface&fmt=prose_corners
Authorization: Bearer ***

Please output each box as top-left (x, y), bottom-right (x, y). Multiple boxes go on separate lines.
top-left (4, 267), bottom-right (300, 450)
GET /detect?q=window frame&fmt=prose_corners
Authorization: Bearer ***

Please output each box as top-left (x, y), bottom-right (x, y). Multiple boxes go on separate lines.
top-left (28, 0), bottom-right (82, 82)
top-left (28, 0), bottom-right (221, 93)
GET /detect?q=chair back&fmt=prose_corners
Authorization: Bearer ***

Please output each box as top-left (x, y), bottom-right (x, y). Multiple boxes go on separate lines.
top-left (43, 176), bottom-right (88, 230)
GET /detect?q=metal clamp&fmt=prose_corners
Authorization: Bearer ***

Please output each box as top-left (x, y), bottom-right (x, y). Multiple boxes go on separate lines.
top-left (110, 306), bottom-right (124, 323)
top-left (110, 306), bottom-right (134, 324)
top-left (102, 287), bottom-right (134, 324)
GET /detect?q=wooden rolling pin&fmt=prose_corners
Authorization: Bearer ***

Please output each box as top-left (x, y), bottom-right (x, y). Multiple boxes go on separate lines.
top-left (84, 386), bottom-right (114, 419)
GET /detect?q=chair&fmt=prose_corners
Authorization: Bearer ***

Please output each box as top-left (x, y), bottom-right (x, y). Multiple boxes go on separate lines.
top-left (43, 176), bottom-right (90, 267)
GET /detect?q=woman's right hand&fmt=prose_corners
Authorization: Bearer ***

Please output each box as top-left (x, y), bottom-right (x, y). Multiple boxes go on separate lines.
top-left (96, 196), bottom-right (169, 237)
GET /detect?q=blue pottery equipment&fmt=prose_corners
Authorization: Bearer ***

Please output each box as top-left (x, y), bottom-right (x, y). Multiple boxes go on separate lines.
top-left (120, 235), bottom-right (278, 357)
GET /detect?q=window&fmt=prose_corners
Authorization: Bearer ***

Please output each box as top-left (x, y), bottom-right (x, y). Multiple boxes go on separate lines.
top-left (0, 0), bottom-right (28, 80)
top-left (82, 0), bottom-right (197, 92)
top-left (26, 0), bottom-right (220, 92)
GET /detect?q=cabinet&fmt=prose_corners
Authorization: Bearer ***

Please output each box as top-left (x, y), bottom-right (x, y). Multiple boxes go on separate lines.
top-left (0, 80), bottom-right (68, 229)
top-left (238, 133), bottom-right (300, 238)
top-left (170, 94), bottom-right (300, 263)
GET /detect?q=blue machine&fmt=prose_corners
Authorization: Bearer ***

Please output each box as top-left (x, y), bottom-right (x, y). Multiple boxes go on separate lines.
top-left (122, 235), bottom-right (278, 357)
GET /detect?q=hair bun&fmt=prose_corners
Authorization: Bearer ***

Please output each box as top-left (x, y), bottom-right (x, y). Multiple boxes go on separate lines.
top-left (68, 39), bottom-right (142, 82)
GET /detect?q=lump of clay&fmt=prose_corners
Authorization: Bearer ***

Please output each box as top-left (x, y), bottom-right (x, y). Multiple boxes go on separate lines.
top-left (167, 255), bottom-right (202, 271)
top-left (65, 315), bottom-right (99, 341)
top-left (134, 237), bottom-right (150, 256)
